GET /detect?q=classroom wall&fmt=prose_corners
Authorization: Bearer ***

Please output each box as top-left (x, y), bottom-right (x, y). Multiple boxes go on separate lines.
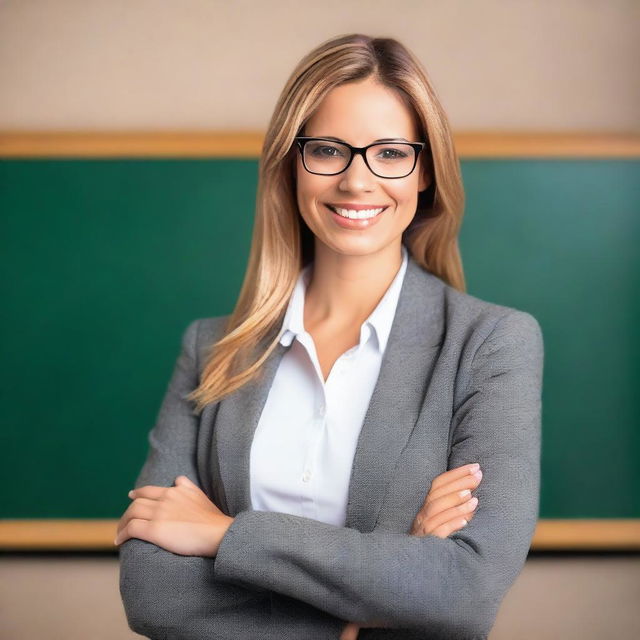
top-left (0, 0), bottom-right (637, 132)
top-left (0, 2), bottom-right (638, 639)
top-left (1, 0), bottom-right (639, 530)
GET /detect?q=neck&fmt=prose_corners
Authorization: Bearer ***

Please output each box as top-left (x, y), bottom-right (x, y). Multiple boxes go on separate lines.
top-left (304, 240), bottom-right (404, 328)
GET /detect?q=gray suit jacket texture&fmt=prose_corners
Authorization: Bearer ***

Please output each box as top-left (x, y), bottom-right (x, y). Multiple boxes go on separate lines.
top-left (119, 253), bottom-right (544, 640)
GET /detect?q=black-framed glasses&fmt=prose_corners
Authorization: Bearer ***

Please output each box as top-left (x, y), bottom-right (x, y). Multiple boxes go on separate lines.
top-left (294, 137), bottom-right (426, 179)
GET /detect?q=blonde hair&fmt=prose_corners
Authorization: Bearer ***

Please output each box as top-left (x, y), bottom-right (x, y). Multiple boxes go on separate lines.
top-left (187, 33), bottom-right (465, 413)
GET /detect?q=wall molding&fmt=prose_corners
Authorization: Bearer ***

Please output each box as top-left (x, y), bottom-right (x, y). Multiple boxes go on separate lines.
top-left (0, 519), bottom-right (638, 552)
top-left (0, 131), bottom-right (639, 158)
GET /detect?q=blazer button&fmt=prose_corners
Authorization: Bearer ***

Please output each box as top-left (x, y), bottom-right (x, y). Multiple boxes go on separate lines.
top-left (302, 470), bottom-right (312, 482)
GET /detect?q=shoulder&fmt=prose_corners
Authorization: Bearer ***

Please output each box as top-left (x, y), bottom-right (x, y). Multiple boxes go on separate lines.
top-left (179, 315), bottom-right (232, 367)
top-left (444, 295), bottom-right (544, 380)
top-left (446, 283), bottom-right (542, 346)
top-left (191, 315), bottom-right (231, 342)
top-left (415, 271), bottom-right (545, 400)
top-left (412, 262), bottom-right (543, 355)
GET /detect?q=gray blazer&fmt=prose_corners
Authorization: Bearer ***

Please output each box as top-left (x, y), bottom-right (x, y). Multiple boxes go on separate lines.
top-left (119, 253), bottom-right (544, 640)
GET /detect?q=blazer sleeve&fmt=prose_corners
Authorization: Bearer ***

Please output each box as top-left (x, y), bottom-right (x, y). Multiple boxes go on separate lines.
top-left (118, 319), bottom-right (346, 640)
top-left (212, 310), bottom-right (544, 637)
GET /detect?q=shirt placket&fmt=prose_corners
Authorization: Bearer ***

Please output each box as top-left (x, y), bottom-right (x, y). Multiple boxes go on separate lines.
top-left (296, 328), bottom-right (371, 521)
top-left (296, 332), bottom-right (328, 521)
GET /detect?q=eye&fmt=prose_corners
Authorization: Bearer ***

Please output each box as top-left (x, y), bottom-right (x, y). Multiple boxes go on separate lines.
top-left (308, 143), bottom-right (346, 158)
top-left (376, 148), bottom-right (408, 160)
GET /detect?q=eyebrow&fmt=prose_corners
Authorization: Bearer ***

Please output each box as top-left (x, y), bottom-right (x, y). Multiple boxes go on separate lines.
top-left (315, 135), bottom-right (410, 143)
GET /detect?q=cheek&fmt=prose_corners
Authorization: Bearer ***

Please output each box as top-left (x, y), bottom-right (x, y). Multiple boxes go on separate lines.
top-left (295, 173), bottom-right (324, 231)
top-left (295, 173), bottom-right (312, 211)
top-left (296, 168), bottom-right (331, 208)
top-left (389, 179), bottom-right (420, 209)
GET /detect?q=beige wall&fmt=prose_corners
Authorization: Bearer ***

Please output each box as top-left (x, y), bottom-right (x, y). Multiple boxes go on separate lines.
top-left (0, 0), bottom-right (637, 133)
top-left (2, 555), bottom-right (639, 639)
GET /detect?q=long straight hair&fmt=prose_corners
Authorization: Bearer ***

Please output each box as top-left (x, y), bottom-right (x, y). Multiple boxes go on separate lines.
top-left (187, 33), bottom-right (465, 414)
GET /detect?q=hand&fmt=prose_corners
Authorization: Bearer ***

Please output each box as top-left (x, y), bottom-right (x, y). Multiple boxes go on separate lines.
top-left (340, 621), bottom-right (361, 640)
top-left (410, 463), bottom-right (482, 538)
top-left (114, 475), bottom-right (235, 557)
top-left (340, 465), bottom-right (482, 639)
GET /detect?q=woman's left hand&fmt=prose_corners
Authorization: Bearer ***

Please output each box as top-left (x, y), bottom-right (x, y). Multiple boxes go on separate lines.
top-left (114, 475), bottom-right (235, 557)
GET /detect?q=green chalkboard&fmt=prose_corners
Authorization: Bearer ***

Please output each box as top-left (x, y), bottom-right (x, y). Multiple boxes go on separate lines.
top-left (1, 158), bottom-right (638, 519)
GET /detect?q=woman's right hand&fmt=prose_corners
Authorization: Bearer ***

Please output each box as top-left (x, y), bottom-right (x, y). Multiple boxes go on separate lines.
top-left (409, 463), bottom-right (482, 538)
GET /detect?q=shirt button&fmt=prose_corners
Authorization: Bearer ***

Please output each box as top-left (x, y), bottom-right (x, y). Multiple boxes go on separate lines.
top-left (302, 470), bottom-right (312, 482)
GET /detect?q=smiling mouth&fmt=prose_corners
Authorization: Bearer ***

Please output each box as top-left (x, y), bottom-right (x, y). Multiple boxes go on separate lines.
top-left (325, 204), bottom-right (388, 220)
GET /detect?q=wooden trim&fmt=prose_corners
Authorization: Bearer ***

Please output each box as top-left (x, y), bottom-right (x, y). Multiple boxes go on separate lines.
top-left (0, 520), bottom-right (118, 551)
top-left (533, 519), bottom-right (640, 551)
top-left (1, 519), bottom-right (639, 551)
top-left (0, 131), bottom-right (638, 158)
top-left (455, 132), bottom-right (640, 158)
top-left (0, 132), bottom-right (265, 158)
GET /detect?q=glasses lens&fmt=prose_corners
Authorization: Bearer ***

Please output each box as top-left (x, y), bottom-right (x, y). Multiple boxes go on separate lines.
top-left (303, 140), bottom-right (350, 174)
top-left (366, 143), bottom-right (416, 178)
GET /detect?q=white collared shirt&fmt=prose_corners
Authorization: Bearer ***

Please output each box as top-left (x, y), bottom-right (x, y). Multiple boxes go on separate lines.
top-left (249, 244), bottom-right (409, 526)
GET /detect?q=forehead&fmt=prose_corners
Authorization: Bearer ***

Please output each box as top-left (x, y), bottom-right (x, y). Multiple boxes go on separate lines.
top-left (304, 77), bottom-right (420, 144)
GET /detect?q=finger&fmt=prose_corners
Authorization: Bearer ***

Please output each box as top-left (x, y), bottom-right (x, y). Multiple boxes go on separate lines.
top-left (429, 463), bottom-right (480, 492)
top-left (426, 469), bottom-right (483, 503)
top-left (411, 506), bottom-right (478, 536)
top-left (174, 475), bottom-right (205, 497)
top-left (423, 487), bottom-right (474, 519)
top-left (412, 507), bottom-right (466, 536)
top-left (429, 516), bottom-right (470, 539)
top-left (116, 500), bottom-right (156, 536)
top-left (175, 475), bottom-right (200, 489)
top-left (129, 485), bottom-right (168, 500)
top-left (412, 489), bottom-right (472, 533)
top-left (411, 494), bottom-right (478, 536)
top-left (114, 517), bottom-right (155, 546)
top-left (340, 622), bottom-right (361, 640)
top-left (423, 497), bottom-right (478, 535)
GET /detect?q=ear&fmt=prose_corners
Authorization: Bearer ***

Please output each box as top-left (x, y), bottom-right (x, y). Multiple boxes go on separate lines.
top-left (418, 161), bottom-right (432, 193)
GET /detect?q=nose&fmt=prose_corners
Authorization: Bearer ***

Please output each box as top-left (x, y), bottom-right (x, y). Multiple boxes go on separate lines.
top-left (338, 152), bottom-right (376, 192)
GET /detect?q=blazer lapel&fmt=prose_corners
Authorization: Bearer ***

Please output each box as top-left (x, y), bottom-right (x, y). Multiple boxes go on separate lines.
top-left (212, 255), bottom-right (445, 528)
top-left (344, 256), bottom-right (444, 531)
top-left (213, 336), bottom-right (289, 517)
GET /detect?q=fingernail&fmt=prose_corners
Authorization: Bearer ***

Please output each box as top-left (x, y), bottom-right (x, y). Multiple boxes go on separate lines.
top-left (469, 497), bottom-right (479, 509)
top-left (469, 464), bottom-right (480, 473)
top-left (128, 490), bottom-right (134, 498)
top-left (473, 470), bottom-right (483, 480)
top-left (459, 489), bottom-right (471, 497)
top-left (113, 538), bottom-right (118, 545)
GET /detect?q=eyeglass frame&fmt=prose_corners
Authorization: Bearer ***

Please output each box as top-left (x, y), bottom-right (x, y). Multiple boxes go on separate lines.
top-left (293, 136), bottom-right (427, 179)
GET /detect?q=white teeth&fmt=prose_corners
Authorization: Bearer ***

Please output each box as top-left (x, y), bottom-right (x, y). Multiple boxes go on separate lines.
top-left (331, 206), bottom-right (385, 219)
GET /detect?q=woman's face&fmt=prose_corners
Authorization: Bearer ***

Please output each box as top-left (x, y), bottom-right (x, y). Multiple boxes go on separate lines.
top-left (295, 76), bottom-right (431, 260)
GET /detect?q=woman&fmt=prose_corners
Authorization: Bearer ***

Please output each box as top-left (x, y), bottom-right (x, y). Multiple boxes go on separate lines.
top-left (117, 33), bottom-right (543, 640)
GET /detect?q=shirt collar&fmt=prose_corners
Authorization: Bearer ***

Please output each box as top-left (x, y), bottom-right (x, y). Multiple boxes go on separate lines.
top-left (278, 243), bottom-right (408, 355)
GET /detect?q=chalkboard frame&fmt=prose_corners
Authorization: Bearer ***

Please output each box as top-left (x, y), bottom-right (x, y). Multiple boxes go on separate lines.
top-left (1, 131), bottom-right (638, 551)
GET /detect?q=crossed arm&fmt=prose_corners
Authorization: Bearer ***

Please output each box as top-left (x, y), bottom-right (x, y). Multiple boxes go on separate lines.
top-left (118, 320), bottom-right (347, 639)
top-left (118, 311), bottom-right (543, 638)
